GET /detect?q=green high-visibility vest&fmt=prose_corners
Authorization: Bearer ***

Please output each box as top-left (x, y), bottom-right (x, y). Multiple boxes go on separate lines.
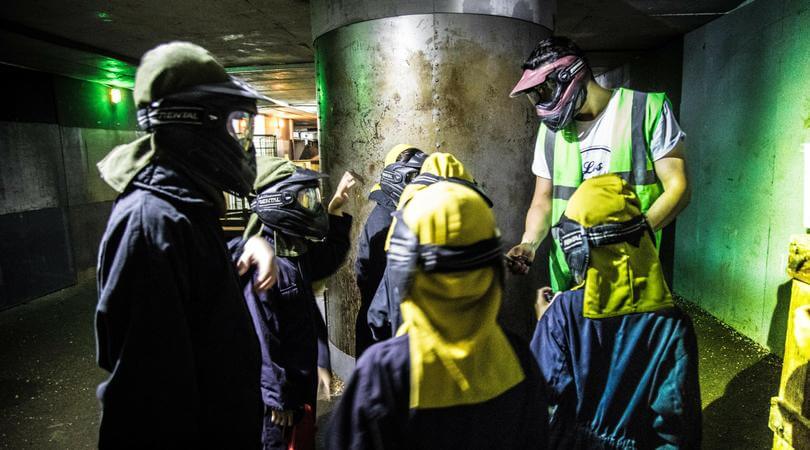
top-left (538, 88), bottom-right (667, 290)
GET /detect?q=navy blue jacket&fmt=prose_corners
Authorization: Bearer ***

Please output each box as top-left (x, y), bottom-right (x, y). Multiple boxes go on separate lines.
top-left (234, 213), bottom-right (352, 413)
top-left (530, 290), bottom-right (702, 449)
top-left (356, 190), bottom-right (396, 353)
top-left (327, 333), bottom-right (549, 450)
top-left (95, 162), bottom-right (262, 449)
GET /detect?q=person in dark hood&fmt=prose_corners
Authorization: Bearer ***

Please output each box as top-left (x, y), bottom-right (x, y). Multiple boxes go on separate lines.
top-left (329, 180), bottom-right (548, 450)
top-left (355, 144), bottom-right (426, 357)
top-left (530, 174), bottom-right (701, 449)
top-left (94, 42), bottom-right (276, 448)
top-left (233, 156), bottom-right (356, 450)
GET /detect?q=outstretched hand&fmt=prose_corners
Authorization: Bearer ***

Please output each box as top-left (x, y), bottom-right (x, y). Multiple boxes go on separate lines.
top-left (506, 242), bottom-right (536, 275)
top-left (237, 236), bottom-right (278, 292)
top-left (328, 171), bottom-right (359, 215)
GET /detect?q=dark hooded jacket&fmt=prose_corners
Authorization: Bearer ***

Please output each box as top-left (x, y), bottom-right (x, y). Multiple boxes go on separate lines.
top-left (355, 189), bottom-right (397, 353)
top-left (327, 332), bottom-right (549, 450)
top-left (231, 213), bottom-right (351, 419)
top-left (95, 161), bottom-right (262, 449)
top-left (530, 290), bottom-right (702, 450)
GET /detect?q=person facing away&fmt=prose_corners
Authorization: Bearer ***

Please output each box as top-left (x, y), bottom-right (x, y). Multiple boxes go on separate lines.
top-left (506, 36), bottom-right (690, 292)
top-left (366, 152), bottom-right (491, 341)
top-left (531, 174), bottom-right (701, 449)
top-left (329, 180), bottom-right (548, 450)
top-left (355, 144), bottom-right (427, 357)
top-left (94, 42), bottom-right (274, 448)
top-left (232, 156), bottom-right (356, 449)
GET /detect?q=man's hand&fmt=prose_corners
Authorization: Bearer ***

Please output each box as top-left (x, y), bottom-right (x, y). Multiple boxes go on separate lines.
top-left (328, 171), bottom-right (358, 215)
top-left (535, 287), bottom-right (555, 320)
top-left (506, 243), bottom-right (536, 275)
top-left (237, 236), bottom-right (278, 292)
top-left (270, 409), bottom-right (295, 427)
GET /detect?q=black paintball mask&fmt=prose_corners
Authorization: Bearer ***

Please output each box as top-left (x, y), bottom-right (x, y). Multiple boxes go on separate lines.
top-left (251, 168), bottom-right (330, 241)
top-left (406, 173), bottom-right (494, 208)
top-left (379, 150), bottom-right (428, 203)
top-left (137, 79), bottom-right (265, 196)
top-left (551, 213), bottom-right (654, 284)
top-left (385, 208), bottom-right (503, 309)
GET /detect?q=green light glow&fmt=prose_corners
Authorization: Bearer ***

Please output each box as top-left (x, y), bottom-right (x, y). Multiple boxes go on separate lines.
top-left (110, 88), bottom-right (122, 104)
top-left (674, 0), bottom-right (810, 356)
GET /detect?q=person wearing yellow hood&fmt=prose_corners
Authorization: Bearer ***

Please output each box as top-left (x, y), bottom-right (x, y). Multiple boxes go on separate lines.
top-left (366, 152), bottom-right (492, 341)
top-left (355, 144), bottom-right (426, 357)
top-left (328, 181), bottom-right (548, 450)
top-left (530, 174), bottom-right (701, 449)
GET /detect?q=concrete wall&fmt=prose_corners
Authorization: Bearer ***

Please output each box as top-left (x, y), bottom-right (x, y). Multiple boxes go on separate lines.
top-left (675, 0), bottom-right (810, 355)
top-left (0, 65), bottom-right (139, 309)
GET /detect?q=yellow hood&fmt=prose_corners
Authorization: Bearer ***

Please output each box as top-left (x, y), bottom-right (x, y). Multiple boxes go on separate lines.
top-left (564, 174), bottom-right (673, 318)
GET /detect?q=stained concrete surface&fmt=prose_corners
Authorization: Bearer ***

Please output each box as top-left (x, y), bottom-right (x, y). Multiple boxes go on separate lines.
top-left (0, 277), bottom-right (783, 449)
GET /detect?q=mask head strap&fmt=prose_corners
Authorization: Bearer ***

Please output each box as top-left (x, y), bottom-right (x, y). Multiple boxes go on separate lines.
top-left (389, 211), bottom-right (502, 273)
top-left (250, 191), bottom-right (296, 210)
top-left (137, 103), bottom-right (216, 131)
top-left (552, 214), bottom-right (654, 282)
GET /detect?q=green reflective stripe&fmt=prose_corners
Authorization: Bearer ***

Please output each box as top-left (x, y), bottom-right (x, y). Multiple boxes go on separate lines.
top-left (552, 185), bottom-right (577, 200)
top-left (609, 89), bottom-right (633, 174)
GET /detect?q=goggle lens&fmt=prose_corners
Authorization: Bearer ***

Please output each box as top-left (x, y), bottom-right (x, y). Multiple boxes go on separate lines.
top-left (226, 111), bottom-right (256, 151)
top-left (525, 79), bottom-right (557, 106)
top-left (297, 187), bottom-right (322, 211)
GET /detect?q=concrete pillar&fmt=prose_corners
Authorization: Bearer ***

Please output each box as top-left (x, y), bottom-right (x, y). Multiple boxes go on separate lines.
top-left (311, 0), bottom-right (555, 373)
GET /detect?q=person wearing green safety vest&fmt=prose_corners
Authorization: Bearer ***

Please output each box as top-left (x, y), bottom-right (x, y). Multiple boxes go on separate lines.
top-left (505, 36), bottom-right (691, 291)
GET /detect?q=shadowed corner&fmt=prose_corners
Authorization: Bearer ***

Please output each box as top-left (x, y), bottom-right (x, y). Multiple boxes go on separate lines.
top-left (767, 281), bottom-right (793, 359)
top-left (677, 296), bottom-right (783, 449)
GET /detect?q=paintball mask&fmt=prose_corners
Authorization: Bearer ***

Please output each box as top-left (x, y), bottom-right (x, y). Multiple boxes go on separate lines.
top-left (510, 55), bottom-right (588, 132)
top-left (407, 173), bottom-right (494, 208)
top-left (385, 209), bottom-right (503, 310)
top-left (251, 168), bottom-right (330, 241)
top-left (379, 150), bottom-right (428, 203)
top-left (551, 213), bottom-right (654, 284)
top-left (136, 79), bottom-right (267, 197)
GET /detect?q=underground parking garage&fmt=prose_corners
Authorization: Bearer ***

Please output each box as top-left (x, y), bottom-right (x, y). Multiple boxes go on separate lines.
top-left (1, 0), bottom-right (809, 448)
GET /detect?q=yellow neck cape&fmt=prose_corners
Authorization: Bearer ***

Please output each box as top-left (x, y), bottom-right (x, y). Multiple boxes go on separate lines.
top-left (399, 269), bottom-right (524, 409)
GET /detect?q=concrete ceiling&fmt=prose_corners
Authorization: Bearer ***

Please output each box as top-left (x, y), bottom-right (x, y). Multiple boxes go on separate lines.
top-left (0, 0), bottom-right (748, 115)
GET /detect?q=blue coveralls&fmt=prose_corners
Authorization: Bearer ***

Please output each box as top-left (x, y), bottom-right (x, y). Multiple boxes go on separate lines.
top-left (530, 290), bottom-right (702, 449)
top-left (356, 189), bottom-right (397, 351)
top-left (327, 333), bottom-right (549, 449)
top-left (96, 162), bottom-right (263, 449)
top-left (234, 214), bottom-right (352, 450)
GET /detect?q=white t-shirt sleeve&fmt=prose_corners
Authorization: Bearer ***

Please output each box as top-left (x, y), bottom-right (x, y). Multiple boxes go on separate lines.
top-left (650, 99), bottom-right (686, 160)
top-left (531, 128), bottom-right (552, 179)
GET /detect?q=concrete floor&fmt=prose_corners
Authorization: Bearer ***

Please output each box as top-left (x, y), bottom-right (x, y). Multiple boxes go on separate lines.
top-left (0, 276), bottom-right (782, 449)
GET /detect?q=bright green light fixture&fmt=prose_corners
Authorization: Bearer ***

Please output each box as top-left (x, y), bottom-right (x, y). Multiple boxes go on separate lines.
top-left (110, 88), bottom-right (122, 104)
